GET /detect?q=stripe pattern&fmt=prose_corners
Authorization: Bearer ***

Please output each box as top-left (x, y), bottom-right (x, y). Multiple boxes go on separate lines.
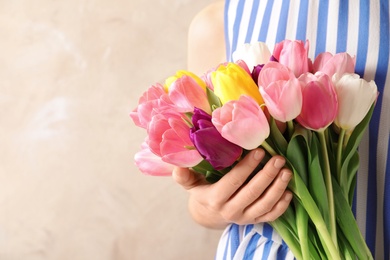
top-left (220, 0), bottom-right (390, 259)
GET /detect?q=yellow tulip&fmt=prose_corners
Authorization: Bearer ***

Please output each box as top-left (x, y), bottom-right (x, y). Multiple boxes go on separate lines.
top-left (164, 70), bottom-right (206, 92)
top-left (210, 63), bottom-right (264, 105)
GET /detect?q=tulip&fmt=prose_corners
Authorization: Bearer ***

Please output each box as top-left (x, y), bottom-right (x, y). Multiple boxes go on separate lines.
top-left (273, 40), bottom-right (311, 77)
top-left (257, 61), bottom-right (295, 88)
top-left (130, 83), bottom-right (173, 129)
top-left (165, 70), bottom-right (207, 92)
top-left (252, 64), bottom-right (264, 83)
top-left (135, 141), bottom-right (174, 176)
top-left (212, 95), bottom-right (270, 150)
top-left (313, 52), bottom-right (355, 80)
top-left (296, 72), bottom-right (338, 131)
top-left (235, 59), bottom-right (252, 75)
top-left (168, 75), bottom-right (211, 114)
top-left (232, 41), bottom-right (271, 71)
top-left (333, 73), bottom-right (378, 130)
top-left (210, 62), bottom-right (264, 105)
top-left (190, 108), bottom-right (242, 170)
top-left (260, 77), bottom-right (303, 122)
top-left (148, 114), bottom-right (203, 167)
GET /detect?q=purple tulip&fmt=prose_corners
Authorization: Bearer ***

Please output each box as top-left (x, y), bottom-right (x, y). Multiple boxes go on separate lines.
top-left (190, 108), bottom-right (242, 170)
top-left (252, 64), bottom-right (264, 83)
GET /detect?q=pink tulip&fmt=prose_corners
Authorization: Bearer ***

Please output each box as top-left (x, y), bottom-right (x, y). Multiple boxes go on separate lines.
top-left (296, 73), bottom-right (338, 131)
top-left (130, 83), bottom-right (173, 129)
top-left (260, 77), bottom-right (303, 122)
top-left (273, 40), bottom-right (311, 77)
top-left (313, 52), bottom-right (355, 80)
top-left (135, 141), bottom-right (174, 176)
top-left (257, 61), bottom-right (296, 88)
top-left (212, 95), bottom-right (270, 150)
top-left (148, 114), bottom-right (203, 167)
top-left (168, 75), bottom-right (211, 114)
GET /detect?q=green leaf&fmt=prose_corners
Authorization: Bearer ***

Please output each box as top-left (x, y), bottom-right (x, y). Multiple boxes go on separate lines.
top-left (288, 173), bottom-right (341, 259)
top-left (270, 218), bottom-right (303, 260)
top-left (295, 200), bottom-right (310, 259)
top-left (337, 223), bottom-right (356, 260)
top-left (308, 134), bottom-right (329, 226)
top-left (342, 104), bottom-right (374, 162)
top-left (332, 176), bottom-right (374, 259)
top-left (346, 151), bottom-right (359, 204)
top-left (206, 87), bottom-right (222, 111)
top-left (287, 133), bottom-right (308, 185)
top-left (269, 117), bottom-right (288, 155)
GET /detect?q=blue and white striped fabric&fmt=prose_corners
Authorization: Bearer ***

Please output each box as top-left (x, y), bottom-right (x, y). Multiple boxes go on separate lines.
top-left (218, 0), bottom-right (390, 259)
top-left (215, 223), bottom-right (295, 259)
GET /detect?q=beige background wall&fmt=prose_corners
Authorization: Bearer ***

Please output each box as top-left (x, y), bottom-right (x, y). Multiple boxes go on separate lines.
top-left (0, 1), bottom-right (222, 259)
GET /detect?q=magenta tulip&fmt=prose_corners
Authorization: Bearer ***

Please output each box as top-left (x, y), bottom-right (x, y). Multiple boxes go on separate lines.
top-left (190, 108), bottom-right (242, 170)
top-left (313, 52), bottom-right (355, 80)
top-left (273, 40), bottom-right (311, 77)
top-left (212, 95), bottom-right (270, 150)
top-left (296, 73), bottom-right (338, 131)
top-left (135, 141), bottom-right (174, 176)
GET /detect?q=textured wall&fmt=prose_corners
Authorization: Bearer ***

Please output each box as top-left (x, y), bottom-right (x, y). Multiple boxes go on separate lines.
top-left (0, 1), bottom-right (222, 259)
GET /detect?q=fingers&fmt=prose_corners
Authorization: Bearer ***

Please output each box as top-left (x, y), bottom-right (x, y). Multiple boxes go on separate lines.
top-left (243, 168), bottom-right (292, 222)
top-left (254, 191), bottom-right (293, 223)
top-left (229, 155), bottom-right (289, 209)
top-left (172, 167), bottom-right (205, 190)
top-left (213, 149), bottom-right (266, 202)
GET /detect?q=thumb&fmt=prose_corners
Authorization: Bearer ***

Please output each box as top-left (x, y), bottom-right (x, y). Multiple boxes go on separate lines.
top-left (172, 167), bottom-right (204, 190)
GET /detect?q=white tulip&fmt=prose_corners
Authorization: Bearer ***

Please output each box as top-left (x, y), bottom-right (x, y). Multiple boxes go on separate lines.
top-left (232, 42), bottom-right (271, 71)
top-left (334, 73), bottom-right (378, 130)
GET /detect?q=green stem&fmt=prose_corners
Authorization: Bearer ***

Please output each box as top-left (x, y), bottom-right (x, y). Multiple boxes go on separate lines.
top-left (318, 130), bottom-right (338, 249)
top-left (262, 140), bottom-right (278, 156)
top-left (271, 218), bottom-right (303, 260)
top-left (296, 202), bottom-right (310, 259)
top-left (287, 120), bottom-right (294, 138)
top-left (289, 176), bottom-right (341, 259)
top-left (336, 128), bottom-right (346, 184)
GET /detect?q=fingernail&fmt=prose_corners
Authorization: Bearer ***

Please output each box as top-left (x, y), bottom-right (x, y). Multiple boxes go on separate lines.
top-left (253, 149), bottom-right (263, 161)
top-left (274, 158), bottom-right (285, 168)
top-left (281, 170), bottom-right (292, 182)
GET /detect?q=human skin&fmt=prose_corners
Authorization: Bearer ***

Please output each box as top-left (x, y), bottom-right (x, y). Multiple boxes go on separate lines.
top-left (172, 1), bottom-right (293, 229)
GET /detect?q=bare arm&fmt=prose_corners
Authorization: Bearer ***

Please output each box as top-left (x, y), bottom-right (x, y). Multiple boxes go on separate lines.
top-left (187, 1), bottom-right (226, 75)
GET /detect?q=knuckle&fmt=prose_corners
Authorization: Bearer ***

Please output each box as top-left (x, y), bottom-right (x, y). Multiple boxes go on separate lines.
top-left (227, 175), bottom-right (244, 188)
top-left (208, 199), bottom-right (222, 211)
top-left (221, 209), bottom-right (240, 223)
top-left (245, 185), bottom-right (259, 201)
top-left (257, 201), bottom-right (273, 214)
top-left (262, 168), bottom-right (278, 180)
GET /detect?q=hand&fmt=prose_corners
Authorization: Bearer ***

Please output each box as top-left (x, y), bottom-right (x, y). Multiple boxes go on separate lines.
top-left (172, 148), bottom-right (293, 229)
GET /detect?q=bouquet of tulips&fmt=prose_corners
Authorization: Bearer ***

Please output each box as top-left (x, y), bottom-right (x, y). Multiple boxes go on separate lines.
top-left (130, 40), bottom-right (377, 259)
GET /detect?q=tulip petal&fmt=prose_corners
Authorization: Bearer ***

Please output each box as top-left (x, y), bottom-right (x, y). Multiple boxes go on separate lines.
top-left (169, 75), bottom-right (211, 113)
top-left (334, 73), bottom-right (378, 130)
top-left (134, 142), bottom-right (174, 176)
